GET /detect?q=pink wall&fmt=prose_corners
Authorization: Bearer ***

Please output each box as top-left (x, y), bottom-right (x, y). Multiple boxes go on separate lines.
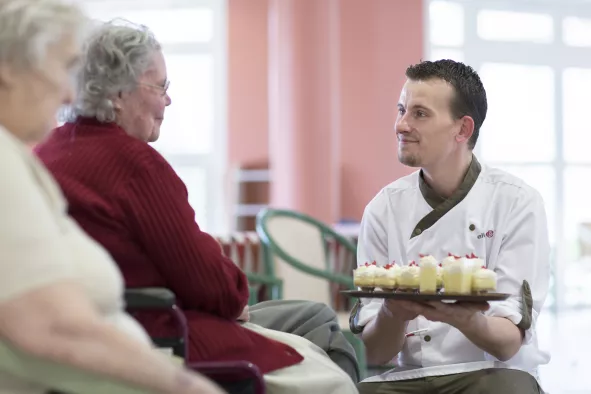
top-left (339, 0), bottom-right (422, 220)
top-left (228, 0), bottom-right (423, 222)
top-left (227, 0), bottom-right (269, 168)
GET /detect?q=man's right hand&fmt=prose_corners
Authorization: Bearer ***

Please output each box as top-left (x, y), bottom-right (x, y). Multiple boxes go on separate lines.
top-left (381, 299), bottom-right (419, 322)
top-left (362, 300), bottom-right (415, 365)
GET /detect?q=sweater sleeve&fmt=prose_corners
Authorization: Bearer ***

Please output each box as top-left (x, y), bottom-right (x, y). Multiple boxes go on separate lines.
top-left (118, 152), bottom-right (249, 319)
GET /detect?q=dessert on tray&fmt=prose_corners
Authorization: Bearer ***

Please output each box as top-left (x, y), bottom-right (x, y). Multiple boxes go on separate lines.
top-left (464, 252), bottom-right (485, 273)
top-left (472, 265), bottom-right (497, 293)
top-left (353, 253), bottom-right (496, 295)
top-left (353, 261), bottom-right (377, 289)
top-left (398, 261), bottom-right (420, 291)
top-left (436, 263), bottom-right (443, 290)
top-left (442, 257), bottom-right (473, 295)
top-left (441, 253), bottom-right (460, 285)
top-left (374, 263), bottom-right (399, 291)
top-left (418, 255), bottom-right (438, 294)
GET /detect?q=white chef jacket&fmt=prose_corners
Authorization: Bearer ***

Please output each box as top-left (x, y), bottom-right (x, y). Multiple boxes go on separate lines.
top-left (355, 157), bottom-right (550, 385)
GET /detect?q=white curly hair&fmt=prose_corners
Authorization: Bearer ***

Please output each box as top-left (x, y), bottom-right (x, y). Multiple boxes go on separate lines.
top-left (63, 19), bottom-right (162, 123)
top-left (0, 0), bottom-right (88, 69)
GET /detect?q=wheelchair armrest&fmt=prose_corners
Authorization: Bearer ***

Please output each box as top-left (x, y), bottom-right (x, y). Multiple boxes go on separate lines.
top-left (124, 287), bottom-right (176, 310)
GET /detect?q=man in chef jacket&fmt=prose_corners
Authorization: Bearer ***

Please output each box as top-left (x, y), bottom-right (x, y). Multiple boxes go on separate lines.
top-left (351, 59), bottom-right (550, 394)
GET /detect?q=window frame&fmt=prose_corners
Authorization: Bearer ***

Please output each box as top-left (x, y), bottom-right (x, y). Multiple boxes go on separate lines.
top-left (75, 0), bottom-right (228, 233)
top-left (425, 0), bottom-right (591, 311)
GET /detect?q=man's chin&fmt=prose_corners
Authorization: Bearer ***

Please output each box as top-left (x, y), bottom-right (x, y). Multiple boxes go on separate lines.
top-left (398, 152), bottom-right (421, 168)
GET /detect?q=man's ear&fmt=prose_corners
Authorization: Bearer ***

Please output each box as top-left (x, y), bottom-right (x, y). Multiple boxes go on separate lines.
top-left (455, 116), bottom-right (475, 144)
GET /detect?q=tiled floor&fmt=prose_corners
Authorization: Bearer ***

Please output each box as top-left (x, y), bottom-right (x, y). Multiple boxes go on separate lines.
top-left (536, 309), bottom-right (589, 394)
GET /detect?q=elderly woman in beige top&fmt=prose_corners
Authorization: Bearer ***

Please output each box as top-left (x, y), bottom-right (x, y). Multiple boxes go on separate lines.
top-left (0, 1), bottom-right (223, 393)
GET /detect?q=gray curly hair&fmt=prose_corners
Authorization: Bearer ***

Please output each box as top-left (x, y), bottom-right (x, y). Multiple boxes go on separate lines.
top-left (63, 19), bottom-right (161, 123)
top-left (0, 0), bottom-right (88, 69)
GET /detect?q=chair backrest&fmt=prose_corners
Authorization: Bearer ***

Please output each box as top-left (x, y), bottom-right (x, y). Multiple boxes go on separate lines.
top-left (215, 233), bottom-right (283, 303)
top-left (256, 209), bottom-right (356, 306)
top-left (215, 232), bottom-right (263, 274)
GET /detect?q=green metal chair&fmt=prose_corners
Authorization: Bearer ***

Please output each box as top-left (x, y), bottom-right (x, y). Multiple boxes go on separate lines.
top-left (215, 233), bottom-right (283, 305)
top-left (255, 208), bottom-right (367, 374)
top-left (245, 272), bottom-right (283, 306)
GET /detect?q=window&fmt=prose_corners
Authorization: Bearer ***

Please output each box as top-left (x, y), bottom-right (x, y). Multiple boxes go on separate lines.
top-left (154, 54), bottom-right (215, 156)
top-left (479, 63), bottom-right (555, 162)
top-left (563, 68), bottom-right (591, 163)
top-left (427, 0), bottom-right (591, 312)
top-left (477, 10), bottom-right (554, 43)
top-left (75, 0), bottom-right (227, 232)
top-left (563, 17), bottom-right (591, 47)
top-left (429, 48), bottom-right (464, 62)
top-left (429, 1), bottom-right (464, 47)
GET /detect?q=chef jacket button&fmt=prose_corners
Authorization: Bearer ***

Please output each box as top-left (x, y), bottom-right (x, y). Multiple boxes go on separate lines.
top-left (469, 224), bottom-right (476, 231)
top-left (414, 228), bottom-right (422, 235)
top-left (424, 335), bottom-right (431, 342)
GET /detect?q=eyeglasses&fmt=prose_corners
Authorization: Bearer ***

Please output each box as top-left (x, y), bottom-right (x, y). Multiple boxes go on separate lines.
top-left (138, 80), bottom-right (170, 97)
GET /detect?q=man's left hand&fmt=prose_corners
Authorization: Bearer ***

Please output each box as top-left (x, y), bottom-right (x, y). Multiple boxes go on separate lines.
top-left (396, 301), bottom-right (489, 330)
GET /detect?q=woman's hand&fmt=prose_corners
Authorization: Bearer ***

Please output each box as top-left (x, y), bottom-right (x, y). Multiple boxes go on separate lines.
top-left (237, 305), bottom-right (250, 322)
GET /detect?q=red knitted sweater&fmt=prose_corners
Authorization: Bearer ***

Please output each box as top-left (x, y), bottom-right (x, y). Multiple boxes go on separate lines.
top-left (36, 118), bottom-right (303, 374)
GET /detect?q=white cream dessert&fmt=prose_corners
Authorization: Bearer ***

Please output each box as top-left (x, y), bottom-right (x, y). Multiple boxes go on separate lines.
top-left (472, 266), bottom-right (497, 293)
top-left (464, 252), bottom-right (484, 273)
top-left (441, 253), bottom-right (461, 286)
top-left (419, 255), bottom-right (438, 294)
top-left (353, 261), bottom-right (377, 288)
top-left (436, 263), bottom-right (444, 289)
top-left (443, 257), bottom-right (473, 294)
top-left (442, 253), bottom-right (461, 267)
top-left (373, 265), bottom-right (388, 288)
top-left (398, 261), bottom-right (420, 291)
top-left (388, 263), bottom-right (401, 289)
top-left (375, 263), bottom-right (398, 290)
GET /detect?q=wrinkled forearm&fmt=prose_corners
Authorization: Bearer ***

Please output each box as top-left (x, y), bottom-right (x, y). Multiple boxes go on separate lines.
top-left (17, 320), bottom-right (221, 394)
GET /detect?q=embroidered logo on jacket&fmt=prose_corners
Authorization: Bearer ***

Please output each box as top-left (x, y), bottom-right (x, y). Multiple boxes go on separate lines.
top-left (477, 230), bottom-right (494, 239)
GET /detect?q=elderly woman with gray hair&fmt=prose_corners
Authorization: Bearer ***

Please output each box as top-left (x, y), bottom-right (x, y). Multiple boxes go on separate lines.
top-left (0, 1), bottom-right (226, 393)
top-left (36, 17), bottom-right (359, 394)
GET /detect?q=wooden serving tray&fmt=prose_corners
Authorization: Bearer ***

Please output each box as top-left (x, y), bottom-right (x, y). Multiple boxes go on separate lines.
top-left (341, 290), bottom-right (510, 302)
